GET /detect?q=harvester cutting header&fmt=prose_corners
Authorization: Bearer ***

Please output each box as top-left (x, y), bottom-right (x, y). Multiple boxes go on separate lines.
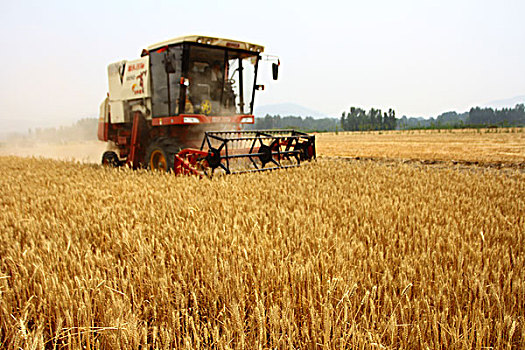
top-left (98, 35), bottom-right (316, 175)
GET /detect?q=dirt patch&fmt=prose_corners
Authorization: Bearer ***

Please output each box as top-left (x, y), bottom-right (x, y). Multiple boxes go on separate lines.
top-left (319, 155), bottom-right (525, 174)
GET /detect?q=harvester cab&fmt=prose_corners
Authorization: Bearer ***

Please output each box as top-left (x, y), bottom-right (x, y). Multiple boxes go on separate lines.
top-left (98, 35), bottom-right (315, 175)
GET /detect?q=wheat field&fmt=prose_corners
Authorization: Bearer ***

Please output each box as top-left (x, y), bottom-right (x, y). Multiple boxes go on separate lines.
top-left (0, 153), bottom-right (523, 348)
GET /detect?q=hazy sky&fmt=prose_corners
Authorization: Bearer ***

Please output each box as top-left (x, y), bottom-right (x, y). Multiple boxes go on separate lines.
top-left (1, 0), bottom-right (524, 132)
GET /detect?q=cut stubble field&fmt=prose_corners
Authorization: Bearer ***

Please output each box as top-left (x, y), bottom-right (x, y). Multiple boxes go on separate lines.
top-left (318, 128), bottom-right (525, 166)
top-left (0, 129), bottom-right (524, 349)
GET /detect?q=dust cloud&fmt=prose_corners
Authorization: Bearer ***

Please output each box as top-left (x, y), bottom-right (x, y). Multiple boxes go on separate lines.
top-left (0, 141), bottom-right (107, 164)
top-left (0, 118), bottom-right (106, 164)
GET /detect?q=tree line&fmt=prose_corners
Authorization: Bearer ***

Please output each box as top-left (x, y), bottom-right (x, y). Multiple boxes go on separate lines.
top-left (4, 118), bottom-right (99, 144)
top-left (341, 107), bottom-right (396, 131)
top-left (398, 104), bottom-right (525, 129)
top-left (468, 104), bottom-right (525, 126)
top-left (252, 103), bottom-right (525, 133)
top-left (248, 115), bottom-right (339, 132)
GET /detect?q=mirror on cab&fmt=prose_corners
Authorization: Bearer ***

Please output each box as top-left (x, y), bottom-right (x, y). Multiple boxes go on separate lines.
top-left (165, 58), bottom-right (176, 74)
top-left (272, 63), bottom-right (279, 80)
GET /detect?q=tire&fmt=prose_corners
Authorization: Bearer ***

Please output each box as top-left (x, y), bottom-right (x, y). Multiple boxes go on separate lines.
top-left (101, 151), bottom-right (121, 167)
top-left (145, 137), bottom-right (182, 172)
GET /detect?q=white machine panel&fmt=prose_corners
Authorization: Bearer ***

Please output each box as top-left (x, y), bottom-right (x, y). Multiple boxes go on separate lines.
top-left (109, 101), bottom-right (125, 123)
top-left (108, 57), bottom-right (151, 100)
top-left (107, 56), bottom-right (151, 123)
top-left (99, 97), bottom-right (109, 123)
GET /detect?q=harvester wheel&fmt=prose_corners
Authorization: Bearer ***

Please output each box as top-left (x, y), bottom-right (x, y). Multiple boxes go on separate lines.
top-left (101, 151), bottom-right (121, 167)
top-left (145, 138), bottom-right (181, 172)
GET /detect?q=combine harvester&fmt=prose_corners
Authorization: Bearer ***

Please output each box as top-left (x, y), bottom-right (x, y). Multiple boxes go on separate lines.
top-left (97, 35), bottom-right (316, 176)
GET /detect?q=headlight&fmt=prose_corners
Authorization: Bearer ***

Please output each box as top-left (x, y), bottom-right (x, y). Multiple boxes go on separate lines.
top-left (240, 117), bottom-right (253, 123)
top-left (183, 117), bottom-right (200, 124)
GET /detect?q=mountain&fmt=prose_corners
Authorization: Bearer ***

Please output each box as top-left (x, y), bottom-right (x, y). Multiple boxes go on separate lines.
top-left (254, 103), bottom-right (328, 118)
top-left (484, 95), bottom-right (525, 109)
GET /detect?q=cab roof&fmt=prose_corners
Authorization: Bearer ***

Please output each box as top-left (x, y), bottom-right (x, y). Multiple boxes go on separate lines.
top-left (146, 35), bottom-right (264, 53)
